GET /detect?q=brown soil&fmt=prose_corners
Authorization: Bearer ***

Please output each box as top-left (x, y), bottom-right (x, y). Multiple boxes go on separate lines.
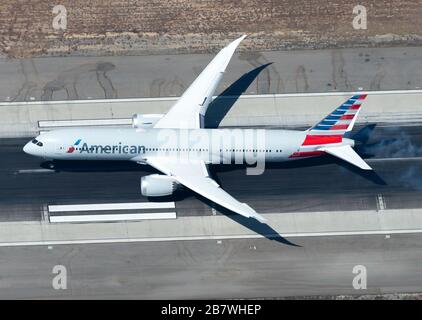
top-left (1, 0), bottom-right (421, 58)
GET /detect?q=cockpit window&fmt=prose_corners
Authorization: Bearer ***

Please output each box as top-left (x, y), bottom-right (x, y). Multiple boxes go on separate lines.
top-left (31, 139), bottom-right (43, 147)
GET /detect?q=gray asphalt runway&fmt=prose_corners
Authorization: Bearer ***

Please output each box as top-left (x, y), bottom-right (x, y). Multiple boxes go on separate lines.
top-left (0, 233), bottom-right (421, 299)
top-left (1, 124), bottom-right (421, 222)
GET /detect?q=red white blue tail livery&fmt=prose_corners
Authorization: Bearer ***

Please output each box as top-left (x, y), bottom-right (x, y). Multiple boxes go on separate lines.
top-left (290, 94), bottom-right (371, 170)
top-left (308, 94), bottom-right (367, 135)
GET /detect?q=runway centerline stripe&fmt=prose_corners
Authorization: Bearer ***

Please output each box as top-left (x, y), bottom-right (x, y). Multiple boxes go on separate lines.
top-left (48, 202), bottom-right (175, 212)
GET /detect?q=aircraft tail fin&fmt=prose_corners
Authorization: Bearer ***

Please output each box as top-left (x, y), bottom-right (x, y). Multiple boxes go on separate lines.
top-left (308, 94), bottom-right (367, 136)
top-left (318, 145), bottom-right (372, 170)
top-left (295, 94), bottom-right (372, 170)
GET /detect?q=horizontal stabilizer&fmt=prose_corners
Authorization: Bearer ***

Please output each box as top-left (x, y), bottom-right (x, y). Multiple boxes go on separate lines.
top-left (318, 145), bottom-right (372, 170)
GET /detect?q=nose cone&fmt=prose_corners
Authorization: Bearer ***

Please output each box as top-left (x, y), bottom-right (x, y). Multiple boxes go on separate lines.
top-left (23, 142), bottom-right (31, 154)
top-left (23, 141), bottom-right (37, 156)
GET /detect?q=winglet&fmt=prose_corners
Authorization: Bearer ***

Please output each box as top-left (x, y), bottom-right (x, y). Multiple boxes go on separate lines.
top-left (218, 34), bottom-right (247, 71)
top-left (225, 35), bottom-right (247, 49)
top-left (233, 34), bottom-right (247, 44)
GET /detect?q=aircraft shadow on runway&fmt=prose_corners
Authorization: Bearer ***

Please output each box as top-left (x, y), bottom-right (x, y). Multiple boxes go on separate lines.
top-left (205, 63), bottom-right (273, 128)
top-left (189, 192), bottom-right (301, 247)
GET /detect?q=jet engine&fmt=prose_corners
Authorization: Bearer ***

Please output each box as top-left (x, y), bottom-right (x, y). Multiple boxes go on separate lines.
top-left (132, 114), bottom-right (164, 129)
top-left (140, 174), bottom-right (179, 197)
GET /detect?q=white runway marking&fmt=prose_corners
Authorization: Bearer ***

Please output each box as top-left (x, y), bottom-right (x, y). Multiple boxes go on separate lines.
top-left (50, 212), bottom-right (176, 223)
top-left (48, 202), bottom-right (175, 212)
top-left (1, 228), bottom-right (422, 247)
top-left (367, 157), bottom-right (422, 162)
top-left (18, 169), bottom-right (55, 174)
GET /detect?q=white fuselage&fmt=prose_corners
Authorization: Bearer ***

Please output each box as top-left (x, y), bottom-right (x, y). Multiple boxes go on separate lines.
top-left (23, 127), bottom-right (313, 164)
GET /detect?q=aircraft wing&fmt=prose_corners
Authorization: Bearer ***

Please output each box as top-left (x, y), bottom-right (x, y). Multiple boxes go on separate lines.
top-left (153, 35), bottom-right (247, 129)
top-left (141, 156), bottom-right (267, 223)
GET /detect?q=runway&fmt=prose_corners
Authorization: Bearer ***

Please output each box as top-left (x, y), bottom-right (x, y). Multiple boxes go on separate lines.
top-left (0, 123), bottom-right (421, 222)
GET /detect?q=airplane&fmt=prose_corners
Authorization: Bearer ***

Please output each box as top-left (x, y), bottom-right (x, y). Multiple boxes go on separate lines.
top-left (23, 35), bottom-right (372, 224)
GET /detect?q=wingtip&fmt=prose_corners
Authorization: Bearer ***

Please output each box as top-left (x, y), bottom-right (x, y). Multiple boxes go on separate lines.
top-left (253, 213), bottom-right (268, 224)
top-left (241, 203), bottom-right (267, 223)
top-left (232, 35), bottom-right (247, 44)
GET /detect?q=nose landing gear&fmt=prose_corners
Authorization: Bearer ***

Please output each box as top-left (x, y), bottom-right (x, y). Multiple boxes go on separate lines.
top-left (41, 161), bottom-right (55, 170)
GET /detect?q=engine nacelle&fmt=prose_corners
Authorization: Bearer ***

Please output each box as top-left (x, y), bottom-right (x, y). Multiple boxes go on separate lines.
top-left (140, 174), bottom-right (179, 197)
top-left (132, 114), bottom-right (164, 129)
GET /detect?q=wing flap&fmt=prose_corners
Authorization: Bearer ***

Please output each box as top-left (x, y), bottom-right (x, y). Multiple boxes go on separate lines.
top-left (141, 156), bottom-right (267, 223)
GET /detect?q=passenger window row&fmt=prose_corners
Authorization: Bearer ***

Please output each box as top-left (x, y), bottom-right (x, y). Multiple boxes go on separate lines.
top-left (144, 148), bottom-right (279, 152)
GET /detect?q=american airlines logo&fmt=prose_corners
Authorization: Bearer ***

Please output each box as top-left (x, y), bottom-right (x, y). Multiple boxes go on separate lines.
top-left (66, 139), bottom-right (81, 153)
top-left (73, 140), bottom-right (146, 154)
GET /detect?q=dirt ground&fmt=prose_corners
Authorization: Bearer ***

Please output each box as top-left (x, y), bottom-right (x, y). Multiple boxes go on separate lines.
top-left (0, 0), bottom-right (421, 58)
